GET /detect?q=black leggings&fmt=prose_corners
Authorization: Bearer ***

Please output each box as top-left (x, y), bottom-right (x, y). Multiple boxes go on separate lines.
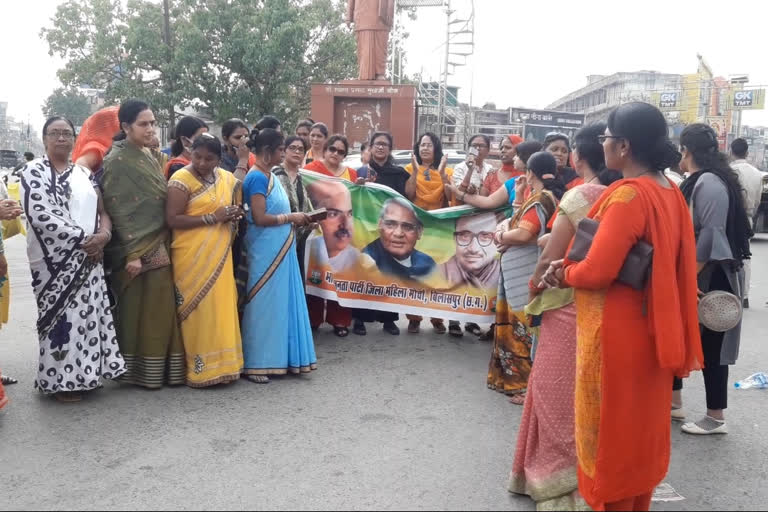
top-left (673, 266), bottom-right (731, 410)
top-left (673, 328), bottom-right (728, 410)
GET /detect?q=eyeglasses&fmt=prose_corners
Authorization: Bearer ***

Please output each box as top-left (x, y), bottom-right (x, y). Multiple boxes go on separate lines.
top-left (597, 135), bottom-right (623, 143)
top-left (381, 219), bottom-right (420, 233)
top-left (45, 130), bottom-right (74, 139)
top-left (454, 231), bottom-right (494, 247)
top-left (286, 145), bottom-right (306, 153)
top-left (326, 208), bottom-right (353, 220)
top-left (327, 146), bottom-right (347, 157)
top-left (373, 142), bottom-right (391, 149)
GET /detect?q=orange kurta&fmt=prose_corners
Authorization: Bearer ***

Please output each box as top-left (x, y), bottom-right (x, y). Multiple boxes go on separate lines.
top-left (303, 160), bottom-right (358, 182)
top-left (563, 178), bottom-right (702, 510)
top-left (404, 163), bottom-right (454, 211)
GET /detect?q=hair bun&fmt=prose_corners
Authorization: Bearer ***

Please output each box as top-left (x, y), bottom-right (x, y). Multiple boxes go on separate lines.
top-left (650, 139), bottom-right (681, 171)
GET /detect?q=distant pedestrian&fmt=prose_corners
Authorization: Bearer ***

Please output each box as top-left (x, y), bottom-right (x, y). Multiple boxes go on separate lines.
top-left (295, 119), bottom-right (313, 146)
top-left (356, 142), bottom-right (372, 178)
top-left (676, 124), bottom-right (752, 435)
top-left (20, 116), bottom-right (126, 402)
top-left (729, 137), bottom-right (762, 309)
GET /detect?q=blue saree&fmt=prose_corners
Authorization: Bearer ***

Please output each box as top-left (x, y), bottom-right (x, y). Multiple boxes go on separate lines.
top-left (241, 171), bottom-right (317, 375)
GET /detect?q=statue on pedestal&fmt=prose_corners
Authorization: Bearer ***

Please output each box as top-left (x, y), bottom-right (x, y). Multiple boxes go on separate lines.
top-left (346, 0), bottom-right (395, 81)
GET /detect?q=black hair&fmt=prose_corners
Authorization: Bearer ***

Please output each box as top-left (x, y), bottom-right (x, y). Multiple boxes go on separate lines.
top-left (42, 116), bottom-right (76, 138)
top-left (527, 151), bottom-right (566, 200)
top-left (113, 99), bottom-right (150, 141)
top-left (543, 132), bottom-right (571, 150)
top-left (573, 122), bottom-right (619, 186)
top-left (731, 138), bottom-right (749, 159)
top-left (221, 118), bottom-right (248, 140)
top-left (190, 133), bottom-right (222, 158)
top-left (414, 132), bottom-right (444, 168)
top-left (680, 123), bottom-right (752, 263)
top-left (171, 116), bottom-right (208, 157)
top-left (514, 141), bottom-right (543, 168)
top-left (370, 132), bottom-right (395, 165)
top-left (360, 142), bottom-right (369, 152)
top-left (248, 127), bottom-right (284, 156)
top-left (467, 133), bottom-right (491, 149)
top-left (23, 152), bottom-right (34, 161)
top-left (295, 119), bottom-right (313, 133)
top-left (254, 115), bottom-right (281, 131)
top-left (310, 122), bottom-right (329, 138)
top-left (284, 135), bottom-right (308, 153)
top-left (325, 134), bottom-right (349, 155)
top-left (606, 102), bottom-right (680, 173)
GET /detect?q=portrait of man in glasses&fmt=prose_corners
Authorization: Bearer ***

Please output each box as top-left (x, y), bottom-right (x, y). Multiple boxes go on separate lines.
top-left (439, 212), bottom-right (500, 290)
top-left (306, 179), bottom-right (373, 273)
top-left (363, 197), bottom-right (436, 281)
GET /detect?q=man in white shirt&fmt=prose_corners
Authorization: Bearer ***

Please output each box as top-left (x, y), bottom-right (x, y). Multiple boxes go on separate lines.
top-left (730, 138), bottom-right (764, 308)
top-left (452, 134), bottom-right (495, 194)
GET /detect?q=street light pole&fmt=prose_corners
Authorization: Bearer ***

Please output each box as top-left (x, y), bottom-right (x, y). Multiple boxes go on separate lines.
top-left (162, 0), bottom-right (175, 137)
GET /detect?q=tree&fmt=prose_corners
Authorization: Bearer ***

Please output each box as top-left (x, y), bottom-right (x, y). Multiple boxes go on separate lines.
top-left (42, 0), bottom-right (357, 129)
top-left (41, 88), bottom-right (92, 126)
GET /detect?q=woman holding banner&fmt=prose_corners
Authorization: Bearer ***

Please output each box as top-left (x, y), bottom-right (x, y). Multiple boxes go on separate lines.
top-left (404, 132), bottom-right (454, 335)
top-left (481, 152), bottom-right (563, 404)
top-left (240, 128), bottom-right (317, 383)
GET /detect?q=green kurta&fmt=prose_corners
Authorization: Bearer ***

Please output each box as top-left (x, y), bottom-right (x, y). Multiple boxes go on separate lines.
top-left (102, 140), bottom-right (185, 388)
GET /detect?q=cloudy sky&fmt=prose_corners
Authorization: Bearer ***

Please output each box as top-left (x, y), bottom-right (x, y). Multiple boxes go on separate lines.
top-left (2, 0), bottom-right (767, 131)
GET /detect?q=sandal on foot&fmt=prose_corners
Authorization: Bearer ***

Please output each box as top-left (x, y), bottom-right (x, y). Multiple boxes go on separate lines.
top-left (465, 323), bottom-right (483, 336)
top-left (479, 325), bottom-right (495, 342)
top-left (352, 320), bottom-right (367, 336)
top-left (383, 321), bottom-right (400, 335)
top-left (432, 321), bottom-right (447, 335)
top-left (246, 375), bottom-right (270, 384)
top-left (671, 406), bottom-right (686, 422)
top-left (681, 416), bottom-right (728, 435)
top-left (334, 326), bottom-right (349, 337)
top-left (1, 375), bottom-right (18, 385)
top-left (509, 393), bottom-right (526, 405)
top-left (54, 392), bottom-right (83, 403)
top-left (448, 323), bottom-right (464, 338)
top-left (408, 320), bottom-right (421, 334)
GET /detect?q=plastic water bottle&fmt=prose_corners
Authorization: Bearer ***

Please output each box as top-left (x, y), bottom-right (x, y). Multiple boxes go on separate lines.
top-left (734, 372), bottom-right (768, 389)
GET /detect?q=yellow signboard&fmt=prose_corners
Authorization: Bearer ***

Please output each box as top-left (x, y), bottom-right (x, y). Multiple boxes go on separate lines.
top-left (730, 89), bottom-right (765, 110)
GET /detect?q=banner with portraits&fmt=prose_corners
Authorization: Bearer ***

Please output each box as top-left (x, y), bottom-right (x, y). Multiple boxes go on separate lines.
top-left (300, 171), bottom-right (513, 323)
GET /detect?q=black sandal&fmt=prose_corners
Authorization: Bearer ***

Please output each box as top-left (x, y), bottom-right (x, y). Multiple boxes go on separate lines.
top-left (334, 326), bottom-right (349, 337)
top-left (465, 323), bottom-right (483, 337)
top-left (448, 323), bottom-right (464, 338)
top-left (1, 375), bottom-right (18, 385)
top-left (352, 320), bottom-right (367, 336)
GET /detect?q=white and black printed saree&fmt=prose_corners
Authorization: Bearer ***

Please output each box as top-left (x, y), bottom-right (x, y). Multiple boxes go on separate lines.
top-left (20, 158), bottom-right (125, 394)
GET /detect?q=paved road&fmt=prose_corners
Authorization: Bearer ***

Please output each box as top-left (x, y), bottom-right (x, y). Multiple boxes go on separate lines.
top-left (1, 234), bottom-right (767, 510)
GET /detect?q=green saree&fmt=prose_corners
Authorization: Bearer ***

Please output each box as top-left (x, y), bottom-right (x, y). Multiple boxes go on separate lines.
top-left (102, 140), bottom-right (185, 388)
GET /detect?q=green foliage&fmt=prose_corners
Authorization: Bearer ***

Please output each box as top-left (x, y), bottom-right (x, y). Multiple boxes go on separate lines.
top-left (41, 88), bottom-right (92, 126)
top-left (42, 0), bottom-right (358, 129)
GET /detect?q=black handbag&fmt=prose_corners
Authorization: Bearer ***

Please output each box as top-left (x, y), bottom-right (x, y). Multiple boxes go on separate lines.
top-left (568, 218), bottom-right (654, 290)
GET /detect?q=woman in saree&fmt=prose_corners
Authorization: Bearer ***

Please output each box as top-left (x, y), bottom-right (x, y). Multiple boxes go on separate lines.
top-left (241, 128), bottom-right (316, 383)
top-left (102, 100), bottom-right (185, 389)
top-left (166, 134), bottom-right (244, 388)
top-left (20, 116), bottom-right (126, 402)
top-left (482, 135), bottom-right (524, 196)
top-left (543, 102), bottom-right (703, 511)
top-left (0, 198), bottom-right (24, 406)
top-left (273, 135), bottom-right (315, 279)
top-left (509, 123), bottom-right (619, 510)
top-left (164, 116), bottom-right (208, 179)
top-left (477, 152), bottom-right (563, 404)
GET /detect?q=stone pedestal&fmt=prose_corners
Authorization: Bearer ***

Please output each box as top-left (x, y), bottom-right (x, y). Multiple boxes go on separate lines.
top-left (310, 81), bottom-right (417, 151)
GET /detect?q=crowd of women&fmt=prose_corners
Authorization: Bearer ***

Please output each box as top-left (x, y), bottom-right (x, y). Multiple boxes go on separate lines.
top-left (0, 97), bottom-right (755, 511)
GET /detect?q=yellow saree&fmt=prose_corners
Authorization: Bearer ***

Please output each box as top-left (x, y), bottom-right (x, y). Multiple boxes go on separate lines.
top-left (169, 168), bottom-right (244, 387)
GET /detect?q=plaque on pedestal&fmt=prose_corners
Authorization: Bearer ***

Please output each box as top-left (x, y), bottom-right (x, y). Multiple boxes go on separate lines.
top-left (310, 82), bottom-right (417, 150)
